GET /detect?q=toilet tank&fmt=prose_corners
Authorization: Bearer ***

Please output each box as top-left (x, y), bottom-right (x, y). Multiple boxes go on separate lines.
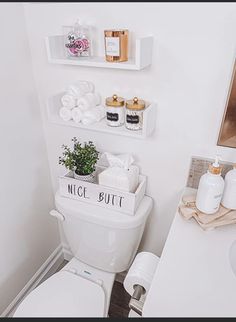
top-left (55, 191), bottom-right (153, 273)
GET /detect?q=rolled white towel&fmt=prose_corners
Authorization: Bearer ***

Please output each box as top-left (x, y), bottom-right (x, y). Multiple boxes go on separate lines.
top-left (87, 81), bottom-right (95, 93)
top-left (59, 107), bottom-right (72, 121)
top-left (94, 92), bottom-right (102, 105)
top-left (71, 107), bottom-right (83, 123)
top-left (74, 80), bottom-right (95, 94)
top-left (82, 105), bottom-right (105, 125)
top-left (91, 105), bottom-right (106, 120)
top-left (66, 80), bottom-right (95, 98)
top-left (85, 92), bottom-right (101, 106)
top-left (81, 117), bottom-right (96, 125)
top-left (61, 94), bottom-right (77, 109)
top-left (97, 105), bottom-right (106, 119)
top-left (66, 85), bottom-right (83, 99)
top-left (77, 96), bottom-right (91, 111)
top-left (84, 93), bottom-right (97, 108)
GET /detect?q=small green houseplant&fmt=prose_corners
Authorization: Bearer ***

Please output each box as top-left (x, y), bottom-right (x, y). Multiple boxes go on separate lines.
top-left (59, 137), bottom-right (99, 182)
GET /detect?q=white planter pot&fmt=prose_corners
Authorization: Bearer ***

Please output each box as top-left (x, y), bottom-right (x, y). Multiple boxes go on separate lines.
top-left (73, 171), bottom-right (95, 183)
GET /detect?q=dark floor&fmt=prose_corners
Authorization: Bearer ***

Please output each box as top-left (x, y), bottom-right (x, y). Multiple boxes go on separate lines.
top-left (108, 281), bottom-right (130, 318)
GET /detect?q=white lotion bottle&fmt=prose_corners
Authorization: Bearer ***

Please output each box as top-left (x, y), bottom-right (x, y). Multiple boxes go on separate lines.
top-left (221, 164), bottom-right (236, 209)
top-left (195, 156), bottom-right (225, 214)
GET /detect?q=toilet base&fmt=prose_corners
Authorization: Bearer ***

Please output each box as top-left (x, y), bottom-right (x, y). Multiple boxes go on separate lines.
top-left (61, 257), bottom-right (116, 316)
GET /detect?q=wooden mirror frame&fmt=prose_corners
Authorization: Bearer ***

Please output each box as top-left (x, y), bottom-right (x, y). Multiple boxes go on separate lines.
top-left (217, 59), bottom-right (236, 148)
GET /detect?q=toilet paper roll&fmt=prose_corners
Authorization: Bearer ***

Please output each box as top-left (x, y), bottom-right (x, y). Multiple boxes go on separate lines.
top-left (123, 252), bottom-right (159, 296)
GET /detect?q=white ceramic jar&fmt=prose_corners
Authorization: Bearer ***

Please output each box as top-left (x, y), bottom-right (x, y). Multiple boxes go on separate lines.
top-left (221, 165), bottom-right (236, 209)
top-left (105, 94), bottom-right (125, 127)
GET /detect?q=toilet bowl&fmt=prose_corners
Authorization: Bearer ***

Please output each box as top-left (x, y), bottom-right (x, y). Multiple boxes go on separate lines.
top-left (14, 191), bottom-right (153, 317)
top-left (13, 257), bottom-right (115, 317)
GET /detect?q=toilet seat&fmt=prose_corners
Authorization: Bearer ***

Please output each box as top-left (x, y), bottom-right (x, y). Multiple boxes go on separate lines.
top-left (13, 270), bottom-right (105, 317)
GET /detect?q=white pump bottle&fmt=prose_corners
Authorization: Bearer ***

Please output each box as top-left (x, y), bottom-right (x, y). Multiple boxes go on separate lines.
top-left (221, 164), bottom-right (236, 210)
top-left (195, 156), bottom-right (225, 214)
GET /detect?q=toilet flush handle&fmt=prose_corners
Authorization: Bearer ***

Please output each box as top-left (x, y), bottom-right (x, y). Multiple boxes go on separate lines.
top-left (50, 209), bottom-right (65, 222)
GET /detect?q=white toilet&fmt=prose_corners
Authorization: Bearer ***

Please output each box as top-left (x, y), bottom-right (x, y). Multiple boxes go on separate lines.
top-left (14, 191), bottom-right (153, 317)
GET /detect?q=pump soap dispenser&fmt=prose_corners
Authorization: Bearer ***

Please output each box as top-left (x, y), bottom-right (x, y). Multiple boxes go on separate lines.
top-left (221, 164), bottom-right (236, 210)
top-left (195, 156), bottom-right (225, 214)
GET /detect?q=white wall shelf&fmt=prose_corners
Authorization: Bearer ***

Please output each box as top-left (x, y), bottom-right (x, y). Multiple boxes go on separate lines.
top-left (47, 93), bottom-right (157, 139)
top-left (45, 35), bottom-right (153, 70)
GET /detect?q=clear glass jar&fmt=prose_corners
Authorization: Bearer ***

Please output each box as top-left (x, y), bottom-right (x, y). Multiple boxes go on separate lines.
top-left (125, 97), bottom-right (146, 131)
top-left (63, 21), bottom-right (91, 58)
top-left (105, 94), bottom-right (125, 127)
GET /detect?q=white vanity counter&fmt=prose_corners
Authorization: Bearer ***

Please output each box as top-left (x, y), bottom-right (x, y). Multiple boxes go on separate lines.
top-left (143, 187), bottom-right (236, 317)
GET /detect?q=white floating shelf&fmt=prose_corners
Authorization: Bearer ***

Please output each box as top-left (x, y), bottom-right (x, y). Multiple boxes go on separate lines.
top-left (45, 35), bottom-right (153, 70)
top-left (47, 93), bottom-right (157, 139)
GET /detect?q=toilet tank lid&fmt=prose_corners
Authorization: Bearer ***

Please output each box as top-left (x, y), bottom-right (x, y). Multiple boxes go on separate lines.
top-left (55, 191), bottom-right (153, 229)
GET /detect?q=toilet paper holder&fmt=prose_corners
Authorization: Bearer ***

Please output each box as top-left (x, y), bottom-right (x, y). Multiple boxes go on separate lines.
top-left (129, 284), bottom-right (146, 316)
top-left (123, 251), bottom-right (160, 316)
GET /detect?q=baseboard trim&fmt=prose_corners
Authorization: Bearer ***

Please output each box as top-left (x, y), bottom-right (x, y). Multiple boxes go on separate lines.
top-left (2, 244), bottom-right (128, 317)
top-left (1, 244), bottom-right (64, 317)
top-left (62, 244), bottom-right (73, 262)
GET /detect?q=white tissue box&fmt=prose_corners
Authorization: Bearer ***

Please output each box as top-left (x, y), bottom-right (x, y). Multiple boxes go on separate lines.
top-left (98, 166), bottom-right (139, 193)
top-left (59, 166), bottom-right (146, 215)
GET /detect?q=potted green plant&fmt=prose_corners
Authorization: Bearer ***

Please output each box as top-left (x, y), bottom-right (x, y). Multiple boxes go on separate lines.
top-left (59, 137), bottom-right (99, 183)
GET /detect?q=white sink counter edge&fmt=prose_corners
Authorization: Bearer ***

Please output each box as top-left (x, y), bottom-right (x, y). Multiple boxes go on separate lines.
top-left (143, 187), bottom-right (236, 317)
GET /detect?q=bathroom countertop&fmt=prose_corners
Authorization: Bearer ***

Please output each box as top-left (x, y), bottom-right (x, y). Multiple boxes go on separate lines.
top-left (143, 187), bottom-right (236, 317)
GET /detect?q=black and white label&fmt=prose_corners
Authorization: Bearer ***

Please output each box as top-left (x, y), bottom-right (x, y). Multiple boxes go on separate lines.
top-left (105, 37), bottom-right (120, 56)
top-left (67, 184), bottom-right (90, 199)
top-left (107, 112), bottom-right (119, 122)
top-left (67, 183), bottom-right (124, 207)
top-left (126, 114), bottom-right (139, 124)
top-left (97, 192), bottom-right (124, 207)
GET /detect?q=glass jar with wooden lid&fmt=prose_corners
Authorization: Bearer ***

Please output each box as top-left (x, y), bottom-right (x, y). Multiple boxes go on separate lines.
top-left (125, 97), bottom-right (146, 131)
top-left (105, 94), bottom-right (125, 127)
top-left (104, 29), bottom-right (129, 62)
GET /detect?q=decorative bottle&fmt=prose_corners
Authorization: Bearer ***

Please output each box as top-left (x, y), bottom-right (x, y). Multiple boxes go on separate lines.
top-left (195, 156), bottom-right (225, 214)
top-left (221, 164), bottom-right (236, 209)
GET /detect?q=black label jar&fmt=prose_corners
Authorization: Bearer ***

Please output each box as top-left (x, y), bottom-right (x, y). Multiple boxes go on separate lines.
top-left (105, 94), bottom-right (125, 127)
top-left (125, 97), bottom-right (145, 130)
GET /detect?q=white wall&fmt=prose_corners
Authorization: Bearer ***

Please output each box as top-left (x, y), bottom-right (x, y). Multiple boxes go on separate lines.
top-left (23, 2), bottom-right (236, 257)
top-left (0, 3), bottom-right (60, 314)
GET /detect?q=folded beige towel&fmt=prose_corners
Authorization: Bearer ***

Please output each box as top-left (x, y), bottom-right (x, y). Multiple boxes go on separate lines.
top-left (179, 194), bottom-right (236, 230)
